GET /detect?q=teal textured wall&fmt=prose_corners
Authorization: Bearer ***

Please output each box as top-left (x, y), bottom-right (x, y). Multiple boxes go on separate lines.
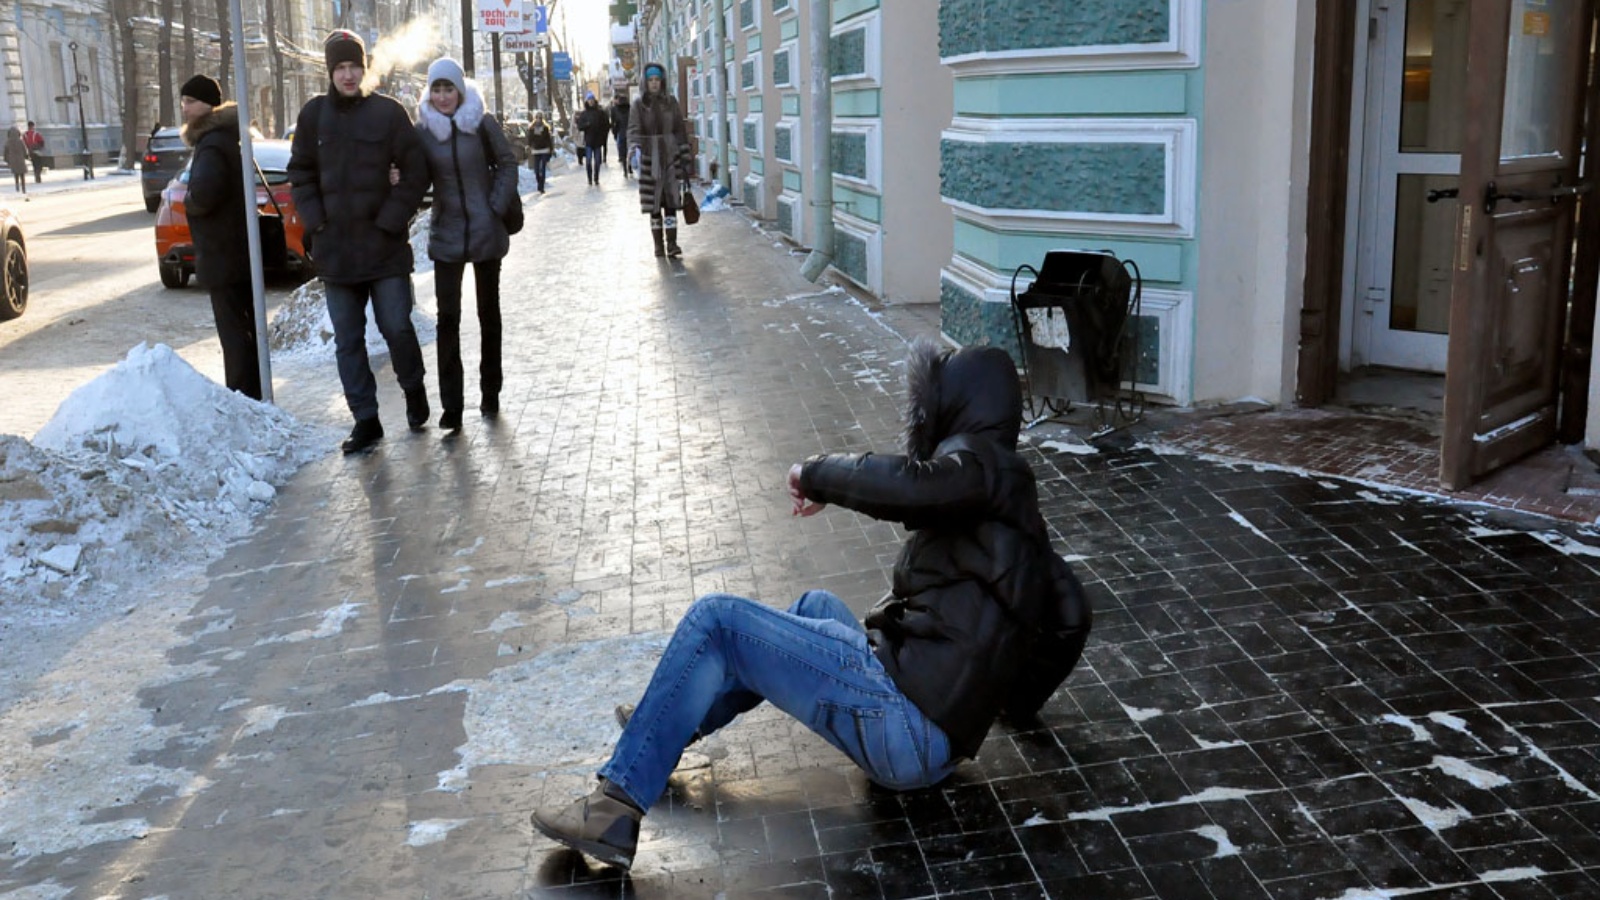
top-left (939, 0), bottom-right (1171, 58)
top-left (832, 132), bottom-right (869, 180)
top-left (835, 231), bottom-right (869, 285)
top-left (831, 28), bottom-right (867, 78)
top-left (941, 141), bottom-right (1165, 215)
top-left (941, 280), bottom-right (1022, 357)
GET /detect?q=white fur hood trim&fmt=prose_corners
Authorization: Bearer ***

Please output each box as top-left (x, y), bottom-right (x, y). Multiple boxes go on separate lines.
top-left (418, 80), bottom-right (487, 142)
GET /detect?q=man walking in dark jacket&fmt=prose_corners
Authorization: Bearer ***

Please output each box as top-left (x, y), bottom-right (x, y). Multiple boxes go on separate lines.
top-left (288, 29), bottom-right (431, 453)
top-left (574, 93), bottom-right (610, 185)
top-left (180, 74), bottom-right (260, 400)
top-left (610, 94), bottom-right (631, 178)
top-left (531, 340), bottom-right (1093, 870)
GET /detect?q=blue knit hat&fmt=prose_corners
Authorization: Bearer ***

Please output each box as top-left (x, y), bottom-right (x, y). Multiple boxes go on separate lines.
top-left (643, 62), bottom-right (665, 80)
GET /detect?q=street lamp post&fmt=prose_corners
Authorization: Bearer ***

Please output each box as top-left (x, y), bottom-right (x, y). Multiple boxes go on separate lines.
top-left (67, 42), bottom-right (95, 180)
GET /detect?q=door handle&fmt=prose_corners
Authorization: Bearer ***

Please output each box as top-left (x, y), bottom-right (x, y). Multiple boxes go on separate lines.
top-left (1426, 188), bottom-right (1459, 203)
top-left (1484, 179), bottom-right (1593, 213)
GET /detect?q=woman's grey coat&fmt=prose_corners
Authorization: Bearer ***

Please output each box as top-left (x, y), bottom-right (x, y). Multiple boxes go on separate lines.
top-left (416, 81), bottom-right (519, 263)
top-left (626, 81), bottom-right (691, 216)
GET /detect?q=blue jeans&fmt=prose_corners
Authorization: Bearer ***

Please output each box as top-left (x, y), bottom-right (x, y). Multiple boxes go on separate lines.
top-left (599, 591), bottom-right (956, 812)
top-left (324, 276), bottom-right (426, 421)
top-left (532, 153), bottom-right (549, 190)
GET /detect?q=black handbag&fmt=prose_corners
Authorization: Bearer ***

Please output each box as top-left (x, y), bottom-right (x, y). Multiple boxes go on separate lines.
top-left (252, 159), bottom-right (289, 269)
top-left (480, 122), bottom-right (525, 235)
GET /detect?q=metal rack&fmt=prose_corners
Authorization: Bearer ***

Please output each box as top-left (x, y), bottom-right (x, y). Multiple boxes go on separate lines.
top-left (1008, 249), bottom-right (1144, 435)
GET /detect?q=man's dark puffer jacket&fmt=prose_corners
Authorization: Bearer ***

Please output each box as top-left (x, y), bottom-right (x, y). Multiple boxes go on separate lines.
top-left (799, 341), bottom-right (1092, 760)
top-left (287, 88), bottom-right (428, 284)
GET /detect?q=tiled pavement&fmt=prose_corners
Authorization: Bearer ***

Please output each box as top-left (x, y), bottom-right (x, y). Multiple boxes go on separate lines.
top-left (7, 165), bottom-right (1600, 900)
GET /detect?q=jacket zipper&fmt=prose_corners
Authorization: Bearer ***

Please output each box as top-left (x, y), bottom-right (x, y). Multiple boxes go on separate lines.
top-left (450, 120), bottom-right (471, 250)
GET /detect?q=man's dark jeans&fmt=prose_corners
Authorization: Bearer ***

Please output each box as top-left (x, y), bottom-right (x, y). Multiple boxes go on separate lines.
top-left (324, 276), bottom-right (426, 421)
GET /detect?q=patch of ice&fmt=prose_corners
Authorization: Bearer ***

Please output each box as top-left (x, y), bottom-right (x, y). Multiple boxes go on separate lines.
top-left (1039, 440), bottom-right (1099, 456)
top-left (1398, 796), bottom-right (1469, 831)
top-left (1121, 703), bottom-right (1163, 722)
top-left (1433, 756), bottom-right (1509, 789)
top-left (1194, 824), bottom-right (1238, 857)
top-left (479, 612), bottom-right (525, 634)
top-left (406, 819), bottom-right (468, 847)
top-left (1020, 813), bottom-right (1053, 827)
top-left (1379, 714), bottom-right (1431, 743)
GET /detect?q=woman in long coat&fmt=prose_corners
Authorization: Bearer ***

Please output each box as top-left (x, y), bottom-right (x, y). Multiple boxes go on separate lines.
top-left (4, 126), bottom-right (28, 194)
top-left (415, 57), bottom-right (520, 429)
top-left (626, 62), bottom-right (692, 258)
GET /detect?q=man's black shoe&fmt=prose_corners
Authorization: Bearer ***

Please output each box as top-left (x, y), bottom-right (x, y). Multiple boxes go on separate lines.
top-left (341, 417), bottom-right (383, 454)
top-left (480, 394), bottom-right (499, 418)
top-left (405, 388), bottom-right (430, 431)
top-left (439, 410), bottom-right (463, 431)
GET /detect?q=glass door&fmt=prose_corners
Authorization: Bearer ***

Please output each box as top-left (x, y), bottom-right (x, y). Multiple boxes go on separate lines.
top-left (1353, 0), bottom-right (1470, 372)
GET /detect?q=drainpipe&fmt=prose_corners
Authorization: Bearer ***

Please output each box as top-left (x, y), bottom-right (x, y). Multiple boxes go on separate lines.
top-left (799, 0), bottom-right (833, 282)
top-left (713, 0), bottom-right (731, 191)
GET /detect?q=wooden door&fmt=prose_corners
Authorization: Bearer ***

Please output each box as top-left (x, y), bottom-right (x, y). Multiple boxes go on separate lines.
top-left (1442, 0), bottom-right (1596, 488)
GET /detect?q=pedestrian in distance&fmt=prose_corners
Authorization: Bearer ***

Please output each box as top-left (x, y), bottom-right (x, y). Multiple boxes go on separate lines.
top-left (574, 92), bottom-right (610, 186)
top-left (527, 111), bottom-right (554, 193)
top-left (4, 126), bottom-right (27, 195)
top-left (414, 58), bottom-right (519, 430)
top-left (627, 63), bottom-right (692, 259)
top-left (609, 93), bottom-right (631, 179)
top-left (531, 340), bottom-right (1094, 870)
top-left (179, 74), bottom-right (262, 401)
top-left (21, 122), bottom-right (44, 184)
top-left (288, 29), bottom-right (432, 454)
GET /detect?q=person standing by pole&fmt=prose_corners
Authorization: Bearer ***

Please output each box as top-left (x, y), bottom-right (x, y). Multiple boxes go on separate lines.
top-left (288, 30), bottom-right (432, 454)
top-left (179, 74), bottom-right (262, 400)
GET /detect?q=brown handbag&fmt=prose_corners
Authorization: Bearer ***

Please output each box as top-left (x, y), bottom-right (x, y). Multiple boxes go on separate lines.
top-left (680, 185), bottom-right (700, 225)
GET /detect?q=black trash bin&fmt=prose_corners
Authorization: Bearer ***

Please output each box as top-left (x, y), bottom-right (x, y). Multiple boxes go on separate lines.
top-left (1009, 249), bottom-right (1143, 429)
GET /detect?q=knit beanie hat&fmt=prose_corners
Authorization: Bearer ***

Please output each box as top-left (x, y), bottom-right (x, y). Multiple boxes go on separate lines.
top-left (180, 74), bottom-right (222, 107)
top-left (426, 57), bottom-right (467, 99)
top-left (324, 29), bottom-right (366, 74)
top-left (643, 62), bottom-right (665, 81)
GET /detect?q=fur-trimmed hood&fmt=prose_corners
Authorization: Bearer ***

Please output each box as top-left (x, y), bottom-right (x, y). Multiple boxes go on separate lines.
top-left (417, 79), bottom-right (487, 143)
top-left (903, 339), bottom-right (1023, 462)
top-left (181, 102), bottom-right (239, 147)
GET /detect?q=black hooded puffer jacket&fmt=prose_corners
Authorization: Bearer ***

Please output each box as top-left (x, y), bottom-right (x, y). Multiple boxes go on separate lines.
top-left (798, 341), bottom-right (1092, 760)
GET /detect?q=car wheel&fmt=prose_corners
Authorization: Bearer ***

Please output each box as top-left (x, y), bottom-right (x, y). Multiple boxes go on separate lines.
top-left (159, 260), bottom-right (186, 289)
top-left (0, 236), bottom-right (26, 321)
top-left (145, 194), bottom-right (160, 213)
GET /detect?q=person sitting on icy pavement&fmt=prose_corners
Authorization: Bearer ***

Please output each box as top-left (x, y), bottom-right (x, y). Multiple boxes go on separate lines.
top-left (531, 339), bottom-right (1094, 870)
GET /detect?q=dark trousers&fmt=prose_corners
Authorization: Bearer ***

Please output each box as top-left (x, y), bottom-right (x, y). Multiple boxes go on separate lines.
top-left (10, 170), bottom-right (23, 193)
top-left (532, 153), bottom-right (549, 190)
top-left (209, 281), bottom-right (262, 400)
top-left (584, 140), bottom-right (606, 181)
top-left (325, 276), bottom-right (426, 421)
top-left (615, 135), bottom-right (629, 174)
top-left (434, 259), bottom-right (503, 413)
top-left (30, 153), bottom-right (42, 183)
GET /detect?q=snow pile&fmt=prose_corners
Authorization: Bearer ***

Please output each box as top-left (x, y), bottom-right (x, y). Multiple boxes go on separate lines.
top-left (2, 343), bottom-right (334, 613)
top-left (269, 208), bottom-right (439, 359)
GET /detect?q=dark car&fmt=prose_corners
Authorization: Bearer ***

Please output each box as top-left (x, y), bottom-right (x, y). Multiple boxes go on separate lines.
top-left (140, 127), bottom-right (190, 212)
top-left (0, 200), bottom-right (27, 321)
top-left (154, 140), bottom-right (309, 288)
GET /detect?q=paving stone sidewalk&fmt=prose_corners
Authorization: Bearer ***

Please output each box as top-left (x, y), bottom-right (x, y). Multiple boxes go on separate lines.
top-left (5, 165), bottom-right (1600, 900)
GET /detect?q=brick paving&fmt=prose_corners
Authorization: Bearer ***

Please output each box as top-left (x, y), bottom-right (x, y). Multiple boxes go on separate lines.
top-left (5, 164), bottom-right (1600, 899)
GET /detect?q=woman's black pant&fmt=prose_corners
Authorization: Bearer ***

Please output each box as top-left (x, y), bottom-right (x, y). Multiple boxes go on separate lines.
top-left (434, 259), bottom-right (503, 413)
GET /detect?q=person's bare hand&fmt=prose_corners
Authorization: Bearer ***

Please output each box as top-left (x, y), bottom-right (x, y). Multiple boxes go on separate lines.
top-left (389, 163), bottom-right (400, 186)
top-left (788, 464), bottom-right (825, 517)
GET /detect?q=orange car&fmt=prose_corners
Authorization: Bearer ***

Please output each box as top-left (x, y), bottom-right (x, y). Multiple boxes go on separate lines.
top-left (154, 139), bottom-right (310, 288)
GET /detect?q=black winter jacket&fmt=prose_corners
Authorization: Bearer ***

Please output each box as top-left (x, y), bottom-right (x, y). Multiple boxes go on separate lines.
top-left (799, 342), bottom-right (1092, 760)
top-left (576, 103), bottom-right (611, 146)
top-left (287, 89), bottom-right (428, 284)
top-left (182, 103), bottom-right (249, 289)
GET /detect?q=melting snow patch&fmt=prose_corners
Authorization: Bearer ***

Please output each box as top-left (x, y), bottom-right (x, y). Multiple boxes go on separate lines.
top-left (1194, 737), bottom-right (1245, 750)
top-left (1194, 825), bottom-right (1238, 857)
top-left (484, 575), bottom-right (535, 589)
top-left (1069, 787), bottom-right (1269, 822)
top-left (1227, 511), bottom-right (1270, 541)
top-left (1532, 531), bottom-right (1600, 558)
top-left (1353, 489), bottom-right (1404, 505)
top-left (1379, 714), bottom-right (1432, 743)
top-left (454, 537), bottom-right (485, 558)
top-left (240, 705), bottom-right (290, 738)
top-left (1427, 712), bottom-right (1474, 737)
top-left (1040, 440), bottom-right (1099, 456)
top-left (1399, 796), bottom-right (1469, 832)
top-left (1121, 703), bottom-right (1163, 722)
top-left (1433, 756), bottom-right (1509, 789)
top-left (479, 612), bottom-right (526, 634)
top-left (437, 633), bottom-right (672, 792)
top-left (1020, 813), bottom-right (1053, 827)
top-left (406, 819), bottom-right (468, 847)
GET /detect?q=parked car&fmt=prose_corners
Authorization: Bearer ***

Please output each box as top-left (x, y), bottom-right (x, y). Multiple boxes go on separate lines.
top-left (0, 200), bottom-right (26, 321)
top-left (154, 139), bottom-right (309, 289)
top-left (140, 126), bottom-right (190, 213)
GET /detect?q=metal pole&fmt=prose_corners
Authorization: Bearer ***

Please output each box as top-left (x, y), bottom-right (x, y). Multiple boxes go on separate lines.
top-left (711, 0), bottom-right (729, 192)
top-left (230, 0), bottom-right (273, 402)
top-left (799, 0), bottom-right (834, 282)
top-left (461, 0), bottom-right (476, 76)
top-left (68, 42), bottom-right (95, 179)
top-left (492, 33), bottom-right (504, 119)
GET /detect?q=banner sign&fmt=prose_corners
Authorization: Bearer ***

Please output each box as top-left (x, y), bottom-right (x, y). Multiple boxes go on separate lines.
top-left (551, 51), bottom-right (572, 81)
top-left (530, 4), bottom-right (549, 34)
top-left (477, 0), bottom-right (522, 33)
top-left (503, 31), bottom-right (540, 52)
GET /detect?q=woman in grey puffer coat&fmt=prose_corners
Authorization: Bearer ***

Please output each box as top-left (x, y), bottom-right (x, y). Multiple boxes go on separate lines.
top-left (416, 56), bottom-right (520, 430)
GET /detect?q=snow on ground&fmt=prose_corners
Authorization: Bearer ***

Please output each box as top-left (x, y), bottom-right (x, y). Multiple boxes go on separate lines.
top-left (0, 343), bottom-right (336, 708)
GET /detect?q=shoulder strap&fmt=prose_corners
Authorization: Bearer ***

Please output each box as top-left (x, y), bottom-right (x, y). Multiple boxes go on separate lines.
top-left (252, 156), bottom-right (285, 217)
top-left (478, 116), bottom-right (496, 169)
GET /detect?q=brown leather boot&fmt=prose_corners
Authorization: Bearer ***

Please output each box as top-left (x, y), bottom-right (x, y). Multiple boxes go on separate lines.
top-left (665, 227), bottom-right (681, 258)
top-left (531, 781), bottom-right (642, 869)
top-left (651, 226), bottom-right (666, 258)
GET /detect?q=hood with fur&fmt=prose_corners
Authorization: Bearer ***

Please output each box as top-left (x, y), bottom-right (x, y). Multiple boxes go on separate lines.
top-left (181, 102), bottom-right (239, 147)
top-left (417, 79), bottom-right (487, 142)
top-left (903, 339), bottom-right (1022, 462)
